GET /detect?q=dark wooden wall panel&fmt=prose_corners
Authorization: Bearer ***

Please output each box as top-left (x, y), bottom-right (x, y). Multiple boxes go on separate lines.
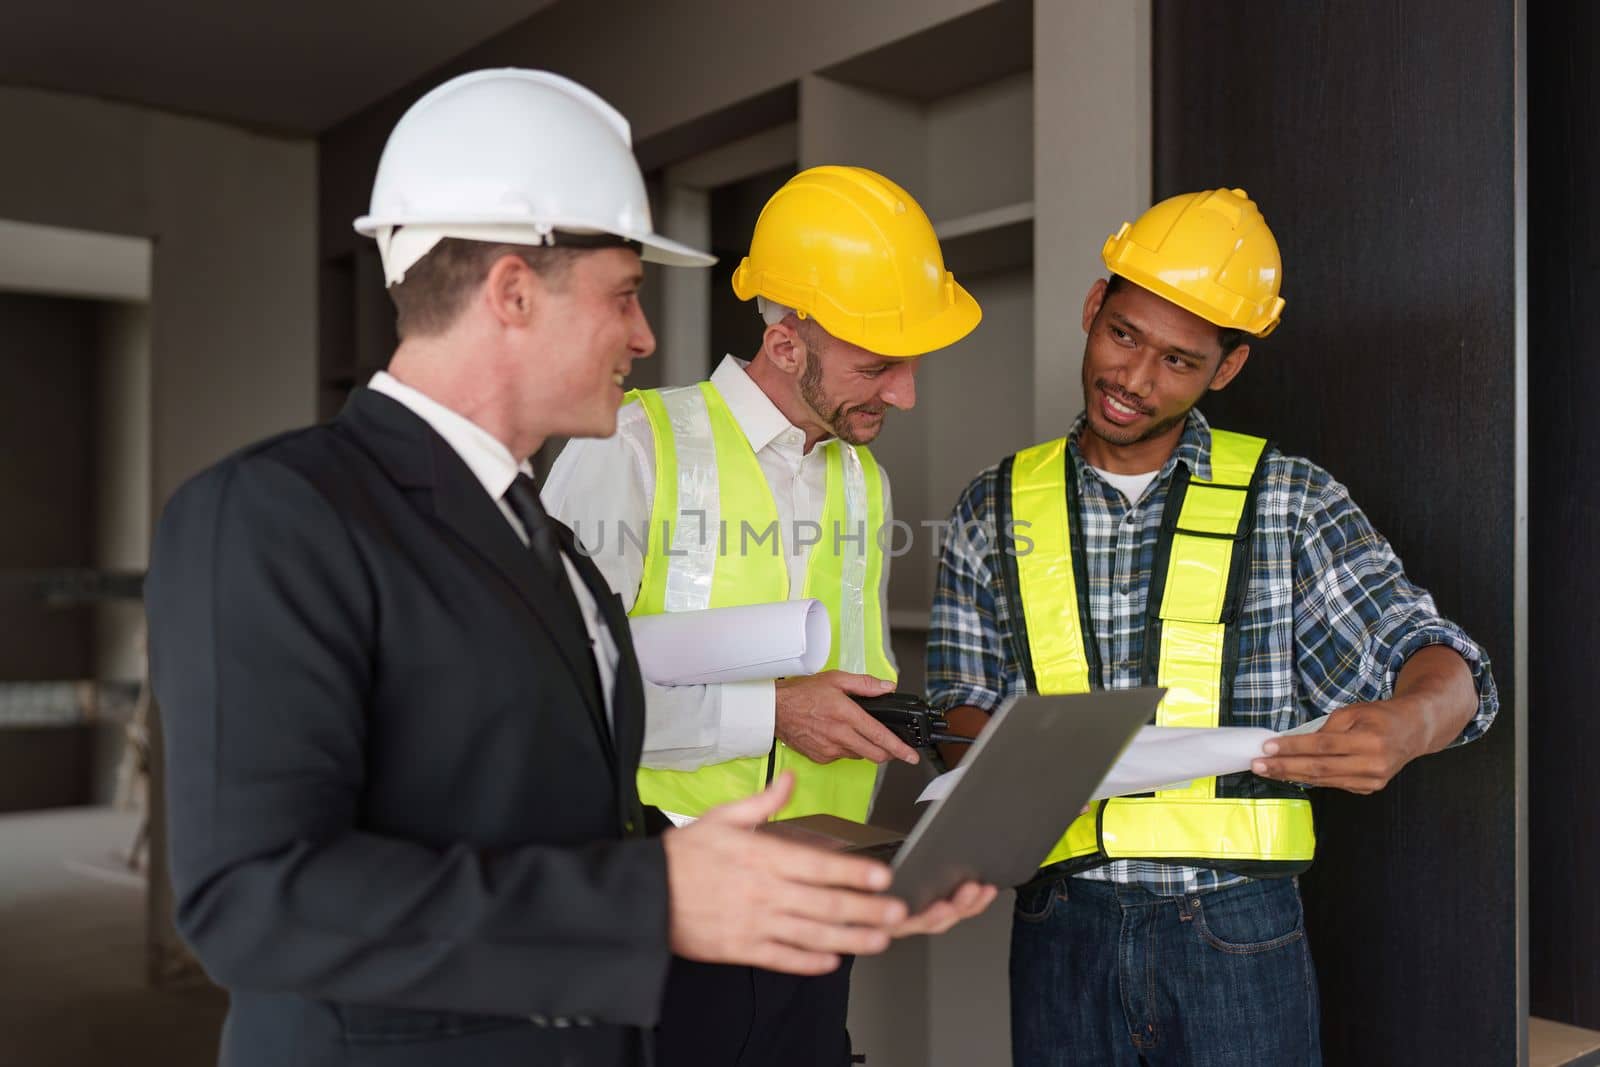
top-left (0, 293), bottom-right (96, 681)
top-left (1529, 0), bottom-right (1600, 1032)
top-left (1153, 4), bottom-right (1518, 1064)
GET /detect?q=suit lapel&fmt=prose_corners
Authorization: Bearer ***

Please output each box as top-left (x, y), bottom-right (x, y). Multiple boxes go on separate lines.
top-left (564, 538), bottom-right (643, 790)
top-left (337, 390), bottom-right (608, 735)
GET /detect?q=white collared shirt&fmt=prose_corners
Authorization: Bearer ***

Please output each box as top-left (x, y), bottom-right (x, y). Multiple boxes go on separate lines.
top-left (368, 371), bottom-right (619, 726)
top-left (543, 355), bottom-right (896, 771)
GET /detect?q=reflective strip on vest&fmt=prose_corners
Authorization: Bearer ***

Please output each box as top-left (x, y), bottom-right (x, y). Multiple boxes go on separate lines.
top-left (1007, 429), bottom-right (1315, 871)
top-left (627, 382), bottom-right (894, 821)
top-left (1008, 438), bottom-right (1091, 693)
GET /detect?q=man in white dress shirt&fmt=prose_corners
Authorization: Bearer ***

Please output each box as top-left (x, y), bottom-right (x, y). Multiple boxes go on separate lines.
top-left (546, 165), bottom-right (989, 1067)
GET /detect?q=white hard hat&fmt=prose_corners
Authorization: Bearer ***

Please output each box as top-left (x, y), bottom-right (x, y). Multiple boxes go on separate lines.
top-left (354, 68), bottom-right (714, 286)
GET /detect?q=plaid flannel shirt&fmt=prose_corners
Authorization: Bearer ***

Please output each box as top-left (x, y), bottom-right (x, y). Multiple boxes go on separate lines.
top-left (926, 410), bottom-right (1499, 896)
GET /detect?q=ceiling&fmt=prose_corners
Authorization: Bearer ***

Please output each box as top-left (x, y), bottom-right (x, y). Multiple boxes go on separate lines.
top-left (0, 0), bottom-right (559, 136)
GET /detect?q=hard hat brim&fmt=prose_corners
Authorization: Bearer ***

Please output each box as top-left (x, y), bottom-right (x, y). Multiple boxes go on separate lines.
top-left (816, 280), bottom-right (983, 358)
top-left (637, 233), bottom-right (717, 268)
top-left (354, 216), bottom-right (716, 271)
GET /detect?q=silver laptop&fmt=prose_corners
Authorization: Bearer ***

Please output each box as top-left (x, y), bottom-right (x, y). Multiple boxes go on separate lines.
top-left (763, 688), bottom-right (1162, 912)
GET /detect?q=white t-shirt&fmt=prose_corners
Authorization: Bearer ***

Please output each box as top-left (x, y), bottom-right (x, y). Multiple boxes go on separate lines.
top-left (1090, 465), bottom-right (1159, 506)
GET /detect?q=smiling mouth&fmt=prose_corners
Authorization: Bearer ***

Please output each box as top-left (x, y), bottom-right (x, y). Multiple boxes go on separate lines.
top-left (1105, 393), bottom-right (1142, 416)
top-left (1096, 381), bottom-right (1151, 423)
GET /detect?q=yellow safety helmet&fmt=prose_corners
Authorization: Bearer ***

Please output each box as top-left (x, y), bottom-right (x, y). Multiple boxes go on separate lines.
top-left (1101, 188), bottom-right (1285, 337)
top-left (731, 165), bottom-right (981, 357)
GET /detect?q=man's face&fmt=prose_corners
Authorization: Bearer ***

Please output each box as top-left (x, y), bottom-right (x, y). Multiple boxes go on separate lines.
top-left (529, 248), bottom-right (655, 439)
top-left (796, 327), bottom-right (920, 446)
top-left (1078, 278), bottom-right (1248, 451)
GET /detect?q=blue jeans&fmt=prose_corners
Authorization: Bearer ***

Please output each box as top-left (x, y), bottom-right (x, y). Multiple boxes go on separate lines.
top-left (1010, 875), bottom-right (1321, 1066)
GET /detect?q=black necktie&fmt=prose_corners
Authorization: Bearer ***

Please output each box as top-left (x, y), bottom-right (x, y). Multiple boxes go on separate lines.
top-left (504, 472), bottom-right (568, 579)
top-left (503, 473), bottom-right (606, 705)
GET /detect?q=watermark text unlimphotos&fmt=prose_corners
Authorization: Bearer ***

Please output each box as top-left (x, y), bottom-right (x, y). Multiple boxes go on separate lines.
top-left (566, 513), bottom-right (1035, 559)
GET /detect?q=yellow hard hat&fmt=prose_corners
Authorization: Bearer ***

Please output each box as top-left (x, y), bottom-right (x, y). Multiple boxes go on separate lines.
top-left (1101, 188), bottom-right (1285, 337)
top-left (731, 165), bottom-right (981, 357)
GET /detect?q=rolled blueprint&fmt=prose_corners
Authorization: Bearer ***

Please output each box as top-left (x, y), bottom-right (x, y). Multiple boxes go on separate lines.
top-left (629, 598), bottom-right (832, 686)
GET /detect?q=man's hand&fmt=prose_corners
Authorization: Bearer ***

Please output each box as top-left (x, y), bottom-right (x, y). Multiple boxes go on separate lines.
top-left (662, 773), bottom-right (909, 975)
top-left (888, 881), bottom-right (999, 937)
top-left (774, 672), bottom-right (920, 766)
top-left (1250, 698), bottom-right (1430, 794)
top-left (1252, 645), bottom-right (1479, 794)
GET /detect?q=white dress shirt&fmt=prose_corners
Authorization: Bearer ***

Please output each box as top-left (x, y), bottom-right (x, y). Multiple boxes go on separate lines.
top-left (543, 356), bottom-right (896, 771)
top-left (368, 371), bottom-right (619, 725)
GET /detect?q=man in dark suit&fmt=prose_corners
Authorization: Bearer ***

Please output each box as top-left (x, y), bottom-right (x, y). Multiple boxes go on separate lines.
top-left (146, 69), bottom-right (985, 1067)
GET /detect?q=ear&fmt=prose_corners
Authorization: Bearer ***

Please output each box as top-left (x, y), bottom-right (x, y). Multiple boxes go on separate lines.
top-left (1082, 279), bottom-right (1109, 334)
top-left (1208, 344), bottom-right (1251, 391)
top-left (760, 317), bottom-right (806, 375)
top-left (482, 253), bottom-right (542, 329)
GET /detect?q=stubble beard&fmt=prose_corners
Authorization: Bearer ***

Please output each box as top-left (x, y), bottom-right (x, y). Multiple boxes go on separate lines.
top-left (799, 355), bottom-right (884, 446)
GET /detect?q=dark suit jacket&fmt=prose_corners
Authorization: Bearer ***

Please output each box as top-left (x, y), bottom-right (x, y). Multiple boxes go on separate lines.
top-left (146, 388), bottom-right (670, 1067)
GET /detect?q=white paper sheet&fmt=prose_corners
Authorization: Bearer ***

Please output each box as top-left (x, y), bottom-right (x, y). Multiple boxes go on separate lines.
top-left (628, 599), bottom-right (831, 686)
top-left (916, 714), bottom-right (1330, 804)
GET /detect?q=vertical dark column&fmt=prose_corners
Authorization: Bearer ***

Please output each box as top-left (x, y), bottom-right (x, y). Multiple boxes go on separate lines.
top-left (1529, 0), bottom-right (1600, 1033)
top-left (1152, 4), bottom-right (1519, 1064)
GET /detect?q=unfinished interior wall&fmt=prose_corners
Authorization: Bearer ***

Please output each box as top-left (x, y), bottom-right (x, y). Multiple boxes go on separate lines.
top-left (0, 292), bottom-right (96, 683)
top-left (0, 84), bottom-right (316, 984)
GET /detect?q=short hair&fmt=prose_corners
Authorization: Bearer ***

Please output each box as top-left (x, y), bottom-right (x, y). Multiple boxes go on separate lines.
top-left (388, 238), bottom-right (582, 340)
top-left (792, 313), bottom-right (832, 356)
top-left (1104, 274), bottom-right (1249, 358)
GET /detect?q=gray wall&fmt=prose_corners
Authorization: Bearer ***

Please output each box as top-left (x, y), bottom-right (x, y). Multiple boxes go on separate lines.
top-left (0, 84), bottom-right (317, 984)
top-left (94, 301), bottom-right (151, 685)
top-left (0, 86), bottom-right (318, 507)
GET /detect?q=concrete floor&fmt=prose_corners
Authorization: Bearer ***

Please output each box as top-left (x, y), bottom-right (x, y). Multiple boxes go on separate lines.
top-left (9, 805), bottom-right (1597, 1067)
top-left (0, 806), bottom-right (226, 1067)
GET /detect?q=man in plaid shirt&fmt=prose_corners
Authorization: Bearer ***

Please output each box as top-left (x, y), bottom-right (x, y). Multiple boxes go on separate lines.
top-left (927, 189), bottom-right (1498, 1066)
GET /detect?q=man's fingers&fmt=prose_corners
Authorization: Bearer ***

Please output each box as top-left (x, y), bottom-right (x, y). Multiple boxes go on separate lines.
top-left (1254, 755), bottom-right (1389, 790)
top-left (700, 772), bottom-right (795, 827)
top-left (826, 722), bottom-right (890, 764)
top-left (830, 672), bottom-right (898, 697)
top-left (770, 879), bottom-right (906, 927)
top-left (756, 836), bottom-right (896, 893)
top-left (857, 717), bottom-right (920, 765)
top-left (893, 900), bottom-right (963, 936)
top-left (1262, 728), bottom-right (1384, 759)
top-left (892, 882), bottom-right (999, 936)
top-left (1317, 707), bottom-right (1366, 732)
top-left (1253, 754), bottom-right (1348, 780)
top-left (767, 914), bottom-right (893, 957)
top-left (835, 706), bottom-right (918, 764)
top-left (948, 881), bottom-right (997, 916)
top-left (1262, 733), bottom-right (1349, 758)
top-left (970, 884), bottom-right (1000, 915)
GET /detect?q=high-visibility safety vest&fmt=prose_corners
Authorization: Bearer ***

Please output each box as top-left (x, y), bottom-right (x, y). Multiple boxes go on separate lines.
top-left (996, 429), bottom-right (1315, 878)
top-left (625, 381), bottom-right (896, 822)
